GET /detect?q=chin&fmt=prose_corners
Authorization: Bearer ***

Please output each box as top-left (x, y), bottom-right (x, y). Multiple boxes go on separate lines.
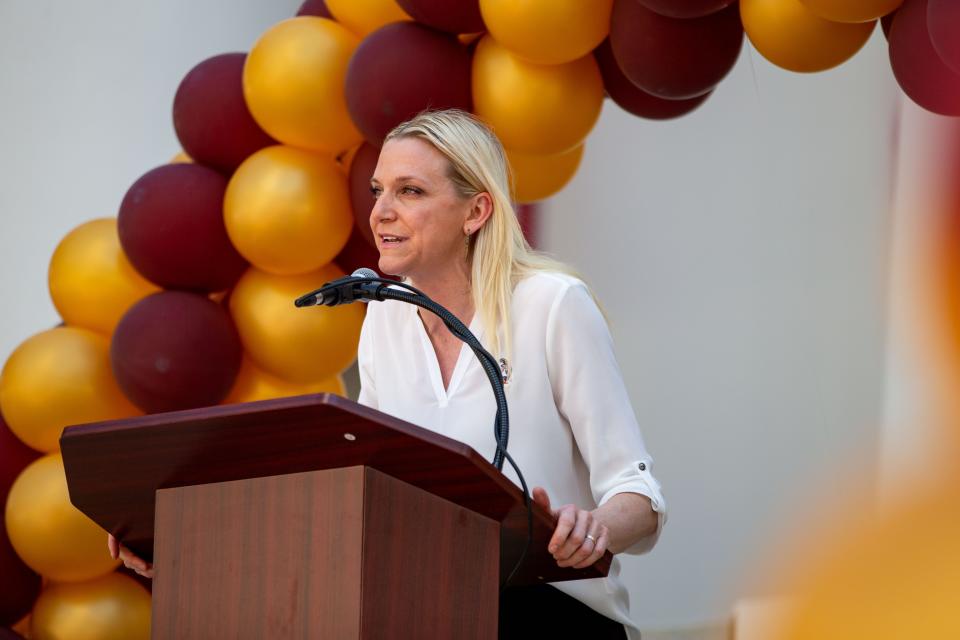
top-left (377, 255), bottom-right (406, 278)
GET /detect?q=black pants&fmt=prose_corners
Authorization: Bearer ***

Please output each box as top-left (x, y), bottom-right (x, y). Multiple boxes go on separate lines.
top-left (498, 584), bottom-right (629, 639)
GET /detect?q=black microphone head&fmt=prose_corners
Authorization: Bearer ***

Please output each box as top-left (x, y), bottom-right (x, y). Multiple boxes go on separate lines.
top-left (352, 267), bottom-right (379, 279)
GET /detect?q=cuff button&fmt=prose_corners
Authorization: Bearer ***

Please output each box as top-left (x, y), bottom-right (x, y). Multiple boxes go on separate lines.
top-left (638, 462), bottom-right (646, 471)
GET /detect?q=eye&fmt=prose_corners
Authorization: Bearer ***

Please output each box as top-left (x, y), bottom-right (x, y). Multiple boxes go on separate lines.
top-left (400, 186), bottom-right (422, 196)
top-left (369, 185), bottom-right (382, 199)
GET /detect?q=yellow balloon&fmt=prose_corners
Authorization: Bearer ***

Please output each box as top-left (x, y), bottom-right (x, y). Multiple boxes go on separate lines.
top-left (507, 144), bottom-right (584, 203)
top-left (326, 0), bottom-right (411, 37)
top-left (479, 0), bottom-right (613, 65)
top-left (244, 17), bottom-right (362, 154)
top-left (169, 151), bottom-right (192, 163)
top-left (229, 266), bottom-right (365, 383)
top-left (12, 614), bottom-right (31, 636)
top-left (800, 0), bottom-right (902, 23)
top-left (741, 0), bottom-right (875, 73)
top-left (5, 454), bottom-right (120, 582)
top-left (31, 573), bottom-right (151, 640)
top-left (224, 145), bottom-right (353, 276)
top-left (0, 327), bottom-right (140, 453)
top-left (472, 35), bottom-right (604, 154)
top-left (224, 356), bottom-right (346, 404)
top-left (48, 218), bottom-right (159, 336)
top-left (773, 481), bottom-right (960, 639)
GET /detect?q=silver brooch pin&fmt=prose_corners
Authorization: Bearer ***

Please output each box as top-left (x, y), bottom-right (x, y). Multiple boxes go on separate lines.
top-left (499, 358), bottom-right (512, 385)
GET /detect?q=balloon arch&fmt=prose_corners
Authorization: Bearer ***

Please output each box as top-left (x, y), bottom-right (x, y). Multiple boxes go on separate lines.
top-left (1, 0), bottom-right (958, 635)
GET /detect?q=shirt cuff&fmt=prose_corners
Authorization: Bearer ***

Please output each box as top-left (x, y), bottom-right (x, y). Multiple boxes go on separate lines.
top-left (597, 459), bottom-right (667, 555)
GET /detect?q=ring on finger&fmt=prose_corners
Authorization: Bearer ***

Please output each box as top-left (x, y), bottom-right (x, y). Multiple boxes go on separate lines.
top-left (585, 533), bottom-right (597, 545)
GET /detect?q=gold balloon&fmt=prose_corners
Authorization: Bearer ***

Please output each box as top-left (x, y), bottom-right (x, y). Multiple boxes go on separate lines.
top-left (224, 356), bottom-right (346, 404)
top-left (229, 266), bottom-right (365, 383)
top-left (12, 614), bottom-right (31, 635)
top-left (31, 573), bottom-right (151, 640)
top-left (5, 454), bottom-right (120, 582)
top-left (224, 145), bottom-right (353, 276)
top-left (0, 327), bottom-right (140, 453)
top-left (169, 151), bottom-right (192, 163)
top-left (244, 17), bottom-right (362, 154)
top-left (472, 35), bottom-right (604, 154)
top-left (48, 218), bottom-right (159, 336)
top-left (507, 144), bottom-right (584, 203)
top-left (741, 0), bottom-right (875, 73)
top-left (800, 0), bottom-right (902, 23)
top-left (479, 0), bottom-right (614, 65)
top-left (773, 480), bottom-right (960, 639)
top-left (326, 0), bottom-right (411, 37)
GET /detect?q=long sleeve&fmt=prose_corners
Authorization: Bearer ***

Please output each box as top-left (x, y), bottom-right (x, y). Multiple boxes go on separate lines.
top-left (544, 281), bottom-right (666, 554)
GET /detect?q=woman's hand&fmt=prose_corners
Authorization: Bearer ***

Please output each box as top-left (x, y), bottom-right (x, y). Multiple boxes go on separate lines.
top-left (107, 534), bottom-right (154, 579)
top-left (533, 487), bottom-right (610, 569)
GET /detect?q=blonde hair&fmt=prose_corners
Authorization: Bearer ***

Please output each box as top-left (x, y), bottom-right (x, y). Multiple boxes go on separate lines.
top-left (384, 109), bottom-right (584, 361)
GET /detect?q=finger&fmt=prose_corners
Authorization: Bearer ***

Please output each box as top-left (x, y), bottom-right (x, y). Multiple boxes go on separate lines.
top-left (119, 547), bottom-right (148, 573)
top-left (572, 526), bottom-right (609, 569)
top-left (547, 505), bottom-right (577, 554)
top-left (107, 534), bottom-right (119, 560)
top-left (555, 509), bottom-right (590, 561)
top-left (555, 509), bottom-right (591, 563)
top-left (561, 522), bottom-right (602, 568)
top-left (531, 487), bottom-right (552, 515)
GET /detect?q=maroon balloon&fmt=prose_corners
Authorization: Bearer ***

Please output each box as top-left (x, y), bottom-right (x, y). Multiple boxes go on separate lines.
top-left (881, 9), bottom-right (897, 40)
top-left (610, 0), bottom-right (742, 100)
top-left (928, 0), bottom-right (960, 75)
top-left (395, 0), bottom-right (484, 34)
top-left (111, 291), bottom-right (242, 413)
top-left (296, 0), bottom-right (333, 18)
top-left (345, 22), bottom-right (473, 146)
top-left (889, 0), bottom-right (960, 116)
top-left (348, 143), bottom-right (381, 247)
top-left (335, 226), bottom-right (384, 276)
top-left (0, 525), bottom-right (40, 627)
top-left (637, 0), bottom-right (735, 18)
top-left (173, 53), bottom-right (275, 174)
top-left (0, 415), bottom-right (40, 503)
top-left (0, 628), bottom-right (26, 640)
top-left (118, 164), bottom-right (248, 292)
top-left (0, 414), bottom-right (41, 626)
top-left (594, 40), bottom-right (710, 120)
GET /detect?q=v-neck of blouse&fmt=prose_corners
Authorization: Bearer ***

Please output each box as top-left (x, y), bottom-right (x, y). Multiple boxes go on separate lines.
top-left (412, 304), bottom-right (482, 406)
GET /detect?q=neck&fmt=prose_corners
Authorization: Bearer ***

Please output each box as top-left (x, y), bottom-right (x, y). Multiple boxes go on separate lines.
top-left (408, 260), bottom-right (474, 327)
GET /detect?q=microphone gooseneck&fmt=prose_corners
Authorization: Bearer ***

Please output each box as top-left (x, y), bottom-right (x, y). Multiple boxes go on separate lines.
top-left (294, 268), bottom-right (533, 589)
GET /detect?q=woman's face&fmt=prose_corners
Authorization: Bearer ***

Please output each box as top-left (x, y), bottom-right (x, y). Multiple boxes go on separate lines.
top-left (369, 137), bottom-right (475, 280)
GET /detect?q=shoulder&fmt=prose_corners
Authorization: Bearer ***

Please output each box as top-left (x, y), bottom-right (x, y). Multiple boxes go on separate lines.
top-left (515, 270), bottom-right (586, 300)
top-left (514, 271), bottom-right (592, 315)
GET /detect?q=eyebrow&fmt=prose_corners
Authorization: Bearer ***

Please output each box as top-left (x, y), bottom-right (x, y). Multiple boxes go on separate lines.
top-left (370, 175), bottom-right (427, 185)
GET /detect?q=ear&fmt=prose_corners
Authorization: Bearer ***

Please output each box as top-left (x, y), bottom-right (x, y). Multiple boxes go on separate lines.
top-left (464, 191), bottom-right (494, 234)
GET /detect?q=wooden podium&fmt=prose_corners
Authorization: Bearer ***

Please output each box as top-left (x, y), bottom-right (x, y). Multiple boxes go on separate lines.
top-left (61, 394), bottom-right (609, 639)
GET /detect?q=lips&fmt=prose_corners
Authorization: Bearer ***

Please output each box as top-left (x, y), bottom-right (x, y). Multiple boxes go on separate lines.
top-left (378, 234), bottom-right (407, 245)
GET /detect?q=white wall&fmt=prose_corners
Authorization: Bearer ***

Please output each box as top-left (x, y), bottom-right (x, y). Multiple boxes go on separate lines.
top-left (541, 34), bottom-right (897, 629)
top-left (0, 4), bottom-right (898, 632)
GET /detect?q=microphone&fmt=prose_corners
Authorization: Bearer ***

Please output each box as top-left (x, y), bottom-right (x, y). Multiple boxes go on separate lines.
top-left (294, 268), bottom-right (381, 307)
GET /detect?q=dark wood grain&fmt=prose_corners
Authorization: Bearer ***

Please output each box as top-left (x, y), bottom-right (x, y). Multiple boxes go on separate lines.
top-left (360, 467), bottom-right (498, 639)
top-left (152, 467), bottom-right (365, 639)
top-left (61, 393), bottom-right (609, 584)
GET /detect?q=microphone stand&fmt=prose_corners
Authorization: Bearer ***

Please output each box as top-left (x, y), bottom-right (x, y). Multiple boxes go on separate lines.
top-left (297, 275), bottom-right (532, 588)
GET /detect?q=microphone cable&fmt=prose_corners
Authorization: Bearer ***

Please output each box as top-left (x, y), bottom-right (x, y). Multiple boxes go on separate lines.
top-left (297, 272), bottom-right (533, 590)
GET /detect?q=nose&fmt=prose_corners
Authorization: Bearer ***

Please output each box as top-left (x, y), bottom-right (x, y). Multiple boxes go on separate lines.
top-left (370, 192), bottom-right (397, 231)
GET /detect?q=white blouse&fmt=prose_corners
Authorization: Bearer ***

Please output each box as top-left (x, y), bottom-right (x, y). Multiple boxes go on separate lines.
top-left (357, 271), bottom-right (666, 633)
